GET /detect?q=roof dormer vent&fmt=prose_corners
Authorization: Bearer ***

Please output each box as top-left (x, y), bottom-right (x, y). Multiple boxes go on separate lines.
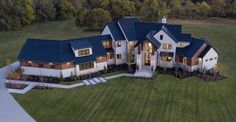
top-left (162, 17), bottom-right (167, 24)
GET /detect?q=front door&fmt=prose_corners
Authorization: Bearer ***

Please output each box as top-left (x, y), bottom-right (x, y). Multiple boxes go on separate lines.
top-left (144, 52), bottom-right (151, 65)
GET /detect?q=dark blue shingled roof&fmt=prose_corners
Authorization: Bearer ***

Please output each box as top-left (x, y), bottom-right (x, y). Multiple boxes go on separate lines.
top-left (106, 21), bottom-right (125, 40)
top-left (18, 39), bottom-right (75, 63)
top-left (176, 38), bottom-right (206, 58)
top-left (135, 22), bottom-right (183, 41)
top-left (118, 18), bottom-right (139, 41)
top-left (18, 35), bottom-right (112, 64)
top-left (70, 40), bottom-right (91, 50)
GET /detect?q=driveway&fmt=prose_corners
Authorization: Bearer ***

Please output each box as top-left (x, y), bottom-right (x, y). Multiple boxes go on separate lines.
top-left (0, 62), bottom-right (35, 122)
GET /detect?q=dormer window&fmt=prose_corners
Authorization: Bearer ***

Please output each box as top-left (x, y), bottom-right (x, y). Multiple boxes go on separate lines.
top-left (179, 42), bottom-right (184, 47)
top-left (102, 40), bottom-right (111, 48)
top-left (78, 48), bottom-right (90, 57)
top-left (160, 35), bottom-right (163, 40)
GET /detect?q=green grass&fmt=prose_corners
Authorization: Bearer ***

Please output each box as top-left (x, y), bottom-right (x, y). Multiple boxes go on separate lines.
top-left (60, 80), bottom-right (81, 85)
top-left (6, 19), bottom-right (236, 121)
top-left (0, 19), bottom-right (99, 68)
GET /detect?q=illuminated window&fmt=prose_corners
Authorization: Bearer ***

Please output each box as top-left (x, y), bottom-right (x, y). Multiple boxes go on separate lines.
top-left (179, 42), bottom-right (184, 47)
top-left (102, 40), bottom-right (110, 48)
top-left (163, 43), bottom-right (172, 49)
top-left (116, 41), bottom-right (121, 47)
top-left (79, 62), bottom-right (94, 70)
top-left (107, 52), bottom-right (114, 59)
top-left (78, 49), bottom-right (90, 56)
top-left (161, 56), bottom-right (172, 62)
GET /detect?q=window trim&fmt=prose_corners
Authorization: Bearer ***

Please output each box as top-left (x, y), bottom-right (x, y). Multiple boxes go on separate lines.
top-left (79, 62), bottom-right (94, 71)
top-left (78, 48), bottom-right (91, 57)
top-left (163, 43), bottom-right (172, 49)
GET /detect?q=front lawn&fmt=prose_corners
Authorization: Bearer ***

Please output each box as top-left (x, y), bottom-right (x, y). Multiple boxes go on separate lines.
top-left (7, 18), bottom-right (236, 121)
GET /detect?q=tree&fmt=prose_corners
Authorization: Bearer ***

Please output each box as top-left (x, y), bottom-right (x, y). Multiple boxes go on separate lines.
top-left (111, 0), bottom-right (135, 20)
top-left (57, 0), bottom-right (76, 20)
top-left (196, 1), bottom-right (211, 17)
top-left (227, 0), bottom-right (236, 17)
top-left (87, 8), bottom-right (112, 30)
top-left (169, 0), bottom-right (181, 15)
top-left (34, 0), bottom-right (56, 22)
top-left (75, 8), bottom-right (89, 27)
top-left (140, 0), bottom-right (167, 22)
top-left (76, 8), bottom-right (112, 30)
top-left (16, 0), bottom-right (36, 25)
top-left (211, 0), bottom-right (226, 17)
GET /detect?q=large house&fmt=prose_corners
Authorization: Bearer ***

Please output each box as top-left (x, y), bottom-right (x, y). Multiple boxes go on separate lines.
top-left (18, 17), bottom-right (219, 78)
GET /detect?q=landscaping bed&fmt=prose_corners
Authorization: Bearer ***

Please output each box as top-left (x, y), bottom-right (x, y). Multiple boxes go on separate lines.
top-left (5, 82), bottom-right (28, 90)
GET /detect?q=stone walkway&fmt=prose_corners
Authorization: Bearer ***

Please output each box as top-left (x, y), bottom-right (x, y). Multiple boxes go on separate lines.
top-left (0, 62), bottom-right (36, 122)
top-left (82, 77), bottom-right (107, 86)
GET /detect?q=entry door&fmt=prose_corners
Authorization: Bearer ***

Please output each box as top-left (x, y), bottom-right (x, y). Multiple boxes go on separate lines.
top-left (144, 52), bottom-right (151, 65)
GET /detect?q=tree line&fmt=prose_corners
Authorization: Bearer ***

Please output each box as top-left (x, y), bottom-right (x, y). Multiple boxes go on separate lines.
top-left (1, 0), bottom-right (236, 31)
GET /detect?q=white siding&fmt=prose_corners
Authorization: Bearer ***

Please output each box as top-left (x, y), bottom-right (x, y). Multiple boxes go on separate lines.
top-left (153, 30), bottom-right (177, 68)
top-left (107, 59), bottom-right (115, 65)
top-left (201, 48), bottom-right (218, 70)
top-left (115, 41), bottom-right (127, 64)
top-left (76, 61), bottom-right (107, 76)
top-left (21, 66), bottom-right (76, 78)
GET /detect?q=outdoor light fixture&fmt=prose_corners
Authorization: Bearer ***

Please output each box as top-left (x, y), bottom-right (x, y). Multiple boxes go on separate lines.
top-left (49, 62), bottom-right (53, 65)
top-left (28, 61), bottom-right (32, 64)
top-left (66, 62), bottom-right (70, 65)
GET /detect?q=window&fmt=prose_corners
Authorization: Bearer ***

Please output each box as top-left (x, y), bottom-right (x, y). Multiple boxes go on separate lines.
top-left (214, 57), bottom-right (217, 60)
top-left (116, 54), bottom-right (122, 59)
top-left (116, 41), bottom-right (121, 47)
top-left (107, 52), bottom-right (114, 59)
top-left (179, 42), bottom-right (184, 47)
top-left (161, 56), bottom-right (172, 62)
top-left (163, 43), bottom-right (172, 49)
top-left (78, 49), bottom-right (90, 57)
top-left (205, 59), bottom-right (208, 62)
top-left (160, 52), bottom-right (172, 62)
top-left (39, 64), bottom-right (44, 68)
top-left (27, 61), bottom-right (32, 66)
top-left (160, 35), bottom-right (163, 40)
top-left (209, 58), bottom-right (213, 61)
top-left (79, 62), bottom-right (94, 70)
top-left (49, 63), bottom-right (55, 69)
top-left (102, 40), bottom-right (110, 48)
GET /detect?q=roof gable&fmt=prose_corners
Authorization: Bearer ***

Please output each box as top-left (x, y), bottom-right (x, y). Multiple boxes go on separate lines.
top-left (106, 21), bottom-right (125, 40)
top-left (118, 18), bottom-right (139, 41)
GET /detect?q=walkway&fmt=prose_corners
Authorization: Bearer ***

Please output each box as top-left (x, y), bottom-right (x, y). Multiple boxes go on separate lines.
top-left (0, 62), bottom-right (36, 122)
top-left (134, 67), bottom-right (153, 78)
top-left (82, 77), bottom-right (107, 86)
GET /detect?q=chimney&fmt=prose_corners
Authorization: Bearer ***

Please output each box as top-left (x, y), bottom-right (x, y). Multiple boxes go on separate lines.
top-left (162, 17), bottom-right (167, 24)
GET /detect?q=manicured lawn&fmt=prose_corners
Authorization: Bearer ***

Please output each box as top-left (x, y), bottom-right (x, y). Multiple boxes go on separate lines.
top-left (5, 18), bottom-right (236, 121)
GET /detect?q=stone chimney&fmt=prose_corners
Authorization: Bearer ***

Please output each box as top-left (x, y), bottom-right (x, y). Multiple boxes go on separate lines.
top-left (161, 17), bottom-right (167, 23)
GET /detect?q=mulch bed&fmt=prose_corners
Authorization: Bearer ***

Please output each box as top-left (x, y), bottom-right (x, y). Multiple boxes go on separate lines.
top-left (156, 67), bottom-right (228, 81)
top-left (33, 85), bottom-right (54, 90)
top-left (5, 82), bottom-right (28, 90)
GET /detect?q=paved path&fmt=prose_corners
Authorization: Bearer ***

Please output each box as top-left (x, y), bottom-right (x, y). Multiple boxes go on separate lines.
top-left (0, 62), bottom-right (36, 122)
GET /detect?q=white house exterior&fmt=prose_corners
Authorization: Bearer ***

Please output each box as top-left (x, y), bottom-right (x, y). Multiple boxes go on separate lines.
top-left (18, 17), bottom-right (219, 78)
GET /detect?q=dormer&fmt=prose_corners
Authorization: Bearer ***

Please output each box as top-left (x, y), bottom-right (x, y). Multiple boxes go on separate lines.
top-left (102, 39), bottom-right (112, 48)
top-left (70, 41), bottom-right (93, 57)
